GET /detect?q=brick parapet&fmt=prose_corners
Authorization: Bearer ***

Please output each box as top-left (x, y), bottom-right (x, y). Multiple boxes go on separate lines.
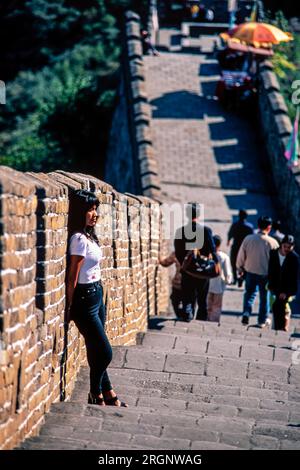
top-left (258, 63), bottom-right (300, 249)
top-left (0, 167), bottom-right (166, 449)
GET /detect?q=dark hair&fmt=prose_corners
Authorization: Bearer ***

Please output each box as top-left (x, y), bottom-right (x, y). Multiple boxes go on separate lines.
top-left (213, 235), bottom-right (222, 247)
top-left (68, 189), bottom-right (100, 245)
top-left (257, 216), bottom-right (272, 231)
top-left (281, 234), bottom-right (295, 246)
top-left (186, 202), bottom-right (201, 220)
top-left (272, 220), bottom-right (282, 231)
top-left (238, 209), bottom-right (248, 220)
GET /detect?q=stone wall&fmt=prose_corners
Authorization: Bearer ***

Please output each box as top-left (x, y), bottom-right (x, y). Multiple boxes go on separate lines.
top-left (0, 167), bottom-right (165, 450)
top-left (105, 11), bottom-right (169, 315)
top-left (105, 11), bottom-right (161, 201)
top-left (258, 62), bottom-right (300, 249)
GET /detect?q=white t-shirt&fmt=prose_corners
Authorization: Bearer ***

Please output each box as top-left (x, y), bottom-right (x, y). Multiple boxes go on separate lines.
top-left (69, 232), bottom-right (102, 284)
top-left (278, 253), bottom-right (286, 267)
top-left (209, 251), bottom-right (233, 294)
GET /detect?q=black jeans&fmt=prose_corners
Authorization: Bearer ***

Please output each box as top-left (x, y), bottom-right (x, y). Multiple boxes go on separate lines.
top-left (181, 272), bottom-right (209, 320)
top-left (71, 281), bottom-right (113, 395)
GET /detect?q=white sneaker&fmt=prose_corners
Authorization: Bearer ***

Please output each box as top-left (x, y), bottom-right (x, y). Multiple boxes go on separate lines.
top-left (257, 318), bottom-right (271, 328)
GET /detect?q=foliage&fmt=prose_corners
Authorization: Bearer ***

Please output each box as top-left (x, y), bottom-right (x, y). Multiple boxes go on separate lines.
top-left (264, 10), bottom-right (300, 121)
top-left (0, 0), bottom-right (149, 175)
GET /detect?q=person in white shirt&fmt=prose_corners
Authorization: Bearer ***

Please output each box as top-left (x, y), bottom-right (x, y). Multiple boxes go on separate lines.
top-left (208, 235), bottom-right (233, 322)
top-left (66, 189), bottom-right (127, 407)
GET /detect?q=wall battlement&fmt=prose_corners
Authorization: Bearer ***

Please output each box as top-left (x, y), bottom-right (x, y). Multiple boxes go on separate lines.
top-left (0, 168), bottom-right (167, 449)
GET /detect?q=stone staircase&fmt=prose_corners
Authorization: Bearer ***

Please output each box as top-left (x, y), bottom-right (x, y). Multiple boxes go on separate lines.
top-left (18, 315), bottom-right (300, 450)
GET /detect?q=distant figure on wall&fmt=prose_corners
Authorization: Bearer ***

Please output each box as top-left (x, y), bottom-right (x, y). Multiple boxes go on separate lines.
top-left (141, 30), bottom-right (159, 56)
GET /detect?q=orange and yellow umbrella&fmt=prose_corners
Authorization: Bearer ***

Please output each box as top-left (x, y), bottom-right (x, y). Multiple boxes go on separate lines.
top-left (220, 22), bottom-right (293, 48)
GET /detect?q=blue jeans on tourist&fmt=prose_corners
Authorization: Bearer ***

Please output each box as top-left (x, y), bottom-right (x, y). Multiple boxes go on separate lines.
top-left (243, 272), bottom-right (269, 324)
top-left (71, 281), bottom-right (113, 395)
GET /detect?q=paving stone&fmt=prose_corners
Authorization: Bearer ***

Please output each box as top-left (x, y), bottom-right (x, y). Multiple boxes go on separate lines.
top-left (207, 340), bottom-right (241, 358)
top-left (247, 363), bottom-right (288, 382)
top-left (169, 373), bottom-right (216, 385)
top-left (139, 412), bottom-right (199, 427)
top-left (191, 441), bottom-right (239, 450)
top-left (137, 396), bottom-right (187, 411)
top-left (240, 386), bottom-right (288, 401)
top-left (110, 347), bottom-right (127, 367)
top-left (196, 417), bottom-right (253, 434)
top-left (289, 412), bottom-right (300, 423)
top-left (259, 398), bottom-right (299, 412)
top-left (280, 440), bottom-right (300, 450)
top-left (211, 395), bottom-right (259, 409)
top-left (193, 384), bottom-right (240, 396)
top-left (219, 432), bottom-right (251, 449)
top-left (70, 429), bottom-right (131, 445)
top-left (289, 366), bottom-right (300, 384)
top-left (263, 381), bottom-right (300, 393)
top-left (84, 406), bottom-right (140, 423)
top-left (39, 424), bottom-right (74, 437)
top-left (102, 420), bottom-right (162, 437)
top-left (206, 357), bottom-right (247, 379)
top-left (253, 423), bottom-right (300, 441)
top-left (141, 333), bottom-right (176, 350)
top-left (187, 401), bottom-right (238, 417)
top-left (163, 425), bottom-right (218, 443)
top-left (249, 435), bottom-right (279, 450)
top-left (109, 368), bottom-right (170, 383)
top-left (50, 402), bottom-right (85, 416)
top-left (44, 413), bottom-right (103, 430)
top-left (237, 408), bottom-right (289, 423)
top-left (131, 435), bottom-right (190, 450)
top-left (174, 336), bottom-right (208, 354)
top-left (217, 377), bottom-right (264, 389)
top-left (273, 348), bottom-right (294, 364)
top-left (288, 391), bottom-right (300, 402)
top-left (240, 344), bottom-right (274, 361)
top-left (124, 349), bottom-right (166, 371)
top-left (164, 353), bottom-right (206, 375)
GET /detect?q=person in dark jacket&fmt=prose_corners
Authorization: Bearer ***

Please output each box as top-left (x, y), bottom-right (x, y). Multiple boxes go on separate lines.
top-left (227, 209), bottom-right (254, 284)
top-left (268, 235), bottom-right (299, 331)
top-left (174, 202), bottom-right (217, 322)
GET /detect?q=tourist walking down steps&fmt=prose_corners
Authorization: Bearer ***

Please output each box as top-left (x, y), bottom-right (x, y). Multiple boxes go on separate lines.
top-left (174, 202), bottom-right (217, 322)
top-left (227, 209), bottom-right (254, 285)
top-left (236, 216), bottom-right (279, 327)
top-left (207, 235), bottom-right (233, 323)
top-left (268, 235), bottom-right (299, 331)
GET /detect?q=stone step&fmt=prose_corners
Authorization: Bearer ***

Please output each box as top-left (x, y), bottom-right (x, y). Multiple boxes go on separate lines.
top-left (18, 399), bottom-right (300, 450)
top-left (77, 364), bottom-right (300, 396)
top-left (72, 379), bottom-right (299, 404)
top-left (137, 332), bottom-right (293, 362)
top-left (109, 347), bottom-right (296, 384)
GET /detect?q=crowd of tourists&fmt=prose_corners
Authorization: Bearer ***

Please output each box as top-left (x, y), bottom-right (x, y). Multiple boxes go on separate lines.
top-left (160, 203), bottom-right (299, 332)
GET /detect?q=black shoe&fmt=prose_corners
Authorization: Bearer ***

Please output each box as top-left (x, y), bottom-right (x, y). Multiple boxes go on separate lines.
top-left (181, 312), bottom-right (194, 322)
top-left (241, 314), bottom-right (249, 325)
top-left (88, 393), bottom-right (105, 405)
